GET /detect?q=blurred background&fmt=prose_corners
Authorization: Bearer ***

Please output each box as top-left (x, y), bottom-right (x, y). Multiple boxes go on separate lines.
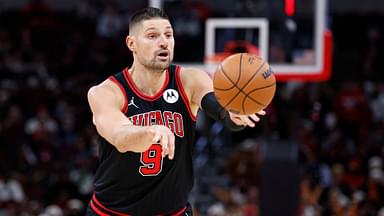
top-left (1, 0), bottom-right (384, 215)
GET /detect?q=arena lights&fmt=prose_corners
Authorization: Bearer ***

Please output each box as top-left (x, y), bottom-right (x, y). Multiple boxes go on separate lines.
top-left (285, 0), bottom-right (296, 16)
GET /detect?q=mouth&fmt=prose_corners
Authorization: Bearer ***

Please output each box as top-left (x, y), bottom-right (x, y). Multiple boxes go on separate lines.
top-left (156, 50), bottom-right (169, 60)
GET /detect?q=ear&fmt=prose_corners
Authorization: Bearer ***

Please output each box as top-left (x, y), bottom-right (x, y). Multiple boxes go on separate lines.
top-left (126, 35), bottom-right (136, 52)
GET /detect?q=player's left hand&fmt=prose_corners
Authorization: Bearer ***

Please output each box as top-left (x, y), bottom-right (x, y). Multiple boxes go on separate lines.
top-left (229, 110), bottom-right (266, 127)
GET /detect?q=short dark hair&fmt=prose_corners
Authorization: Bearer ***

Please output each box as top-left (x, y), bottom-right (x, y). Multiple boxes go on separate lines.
top-left (129, 7), bottom-right (170, 32)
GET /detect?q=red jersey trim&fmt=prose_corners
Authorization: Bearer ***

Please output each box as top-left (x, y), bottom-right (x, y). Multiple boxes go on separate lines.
top-left (92, 194), bottom-right (130, 216)
top-left (123, 67), bottom-right (169, 101)
top-left (91, 193), bottom-right (188, 216)
top-left (155, 206), bottom-right (188, 216)
top-left (175, 66), bottom-right (197, 121)
top-left (155, 206), bottom-right (187, 216)
top-left (108, 76), bottom-right (128, 113)
top-left (171, 206), bottom-right (187, 216)
top-left (90, 201), bottom-right (109, 216)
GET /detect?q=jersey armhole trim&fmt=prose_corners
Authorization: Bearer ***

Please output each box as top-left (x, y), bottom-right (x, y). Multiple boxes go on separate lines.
top-left (175, 66), bottom-right (197, 122)
top-left (108, 76), bottom-right (128, 113)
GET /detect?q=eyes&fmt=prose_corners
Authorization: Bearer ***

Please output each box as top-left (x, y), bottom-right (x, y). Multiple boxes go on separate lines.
top-left (146, 32), bottom-right (174, 40)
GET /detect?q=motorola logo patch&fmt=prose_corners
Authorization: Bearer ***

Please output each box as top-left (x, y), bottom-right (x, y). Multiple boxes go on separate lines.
top-left (163, 89), bottom-right (179, 104)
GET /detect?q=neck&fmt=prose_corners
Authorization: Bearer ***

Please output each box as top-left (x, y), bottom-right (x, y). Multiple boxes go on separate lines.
top-left (129, 63), bottom-right (167, 96)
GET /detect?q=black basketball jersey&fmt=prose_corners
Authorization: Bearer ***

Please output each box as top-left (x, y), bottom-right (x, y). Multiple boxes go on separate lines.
top-left (92, 65), bottom-right (196, 215)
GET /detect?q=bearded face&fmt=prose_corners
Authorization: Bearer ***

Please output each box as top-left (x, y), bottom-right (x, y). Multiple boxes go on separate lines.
top-left (129, 18), bottom-right (175, 72)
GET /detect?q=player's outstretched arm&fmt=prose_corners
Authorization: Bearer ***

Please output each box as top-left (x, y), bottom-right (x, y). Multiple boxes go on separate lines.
top-left (87, 80), bottom-right (175, 159)
top-left (180, 67), bottom-right (265, 130)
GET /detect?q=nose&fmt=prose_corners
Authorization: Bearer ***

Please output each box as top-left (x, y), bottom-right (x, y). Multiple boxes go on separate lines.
top-left (158, 35), bottom-right (168, 49)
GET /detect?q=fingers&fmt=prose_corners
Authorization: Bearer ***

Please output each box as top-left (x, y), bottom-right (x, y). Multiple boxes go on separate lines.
top-left (240, 115), bottom-right (256, 127)
top-left (245, 110), bottom-right (266, 127)
top-left (229, 110), bottom-right (267, 128)
top-left (160, 132), bottom-right (169, 158)
top-left (151, 128), bottom-right (161, 143)
top-left (248, 114), bottom-right (260, 123)
top-left (163, 132), bottom-right (175, 160)
top-left (151, 125), bottom-right (175, 160)
top-left (168, 132), bottom-right (175, 160)
top-left (257, 110), bottom-right (266, 115)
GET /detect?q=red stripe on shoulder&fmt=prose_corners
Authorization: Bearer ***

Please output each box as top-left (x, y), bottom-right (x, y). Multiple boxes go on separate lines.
top-left (92, 194), bottom-right (131, 216)
top-left (108, 76), bottom-right (128, 113)
top-left (175, 66), bottom-right (197, 121)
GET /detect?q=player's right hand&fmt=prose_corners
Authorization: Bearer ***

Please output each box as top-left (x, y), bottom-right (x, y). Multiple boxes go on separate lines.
top-left (148, 125), bottom-right (175, 160)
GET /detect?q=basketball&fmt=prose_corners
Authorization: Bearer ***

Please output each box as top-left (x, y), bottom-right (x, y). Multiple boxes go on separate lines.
top-left (213, 53), bottom-right (276, 115)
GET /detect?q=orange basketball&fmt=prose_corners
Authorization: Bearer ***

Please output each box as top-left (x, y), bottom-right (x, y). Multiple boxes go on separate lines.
top-left (213, 53), bottom-right (276, 115)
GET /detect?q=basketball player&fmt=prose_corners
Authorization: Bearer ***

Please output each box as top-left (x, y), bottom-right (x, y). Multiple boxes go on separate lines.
top-left (86, 7), bottom-right (265, 216)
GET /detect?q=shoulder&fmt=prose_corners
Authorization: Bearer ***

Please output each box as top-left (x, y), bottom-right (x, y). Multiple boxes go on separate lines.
top-left (177, 65), bottom-right (214, 108)
top-left (87, 78), bottom-right (125, 108)
top-left (178, 66), bottom-right (213, 87)
top-left (88, 79), bottom-right (118, 96)
top-left (179, 66), bottom-right (209, 76)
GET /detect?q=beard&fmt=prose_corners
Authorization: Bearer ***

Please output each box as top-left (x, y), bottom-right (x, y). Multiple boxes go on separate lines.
top-left (141, 51), bottom-right (173, 72)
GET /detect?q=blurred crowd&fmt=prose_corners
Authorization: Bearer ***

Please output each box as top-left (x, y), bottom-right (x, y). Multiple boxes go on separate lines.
top-left (1, 0), bottom-right (384, 216)
top-left (205, 80), bottom-right (384, 216)
top-left (0, 0), bottom-right (132, 215)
